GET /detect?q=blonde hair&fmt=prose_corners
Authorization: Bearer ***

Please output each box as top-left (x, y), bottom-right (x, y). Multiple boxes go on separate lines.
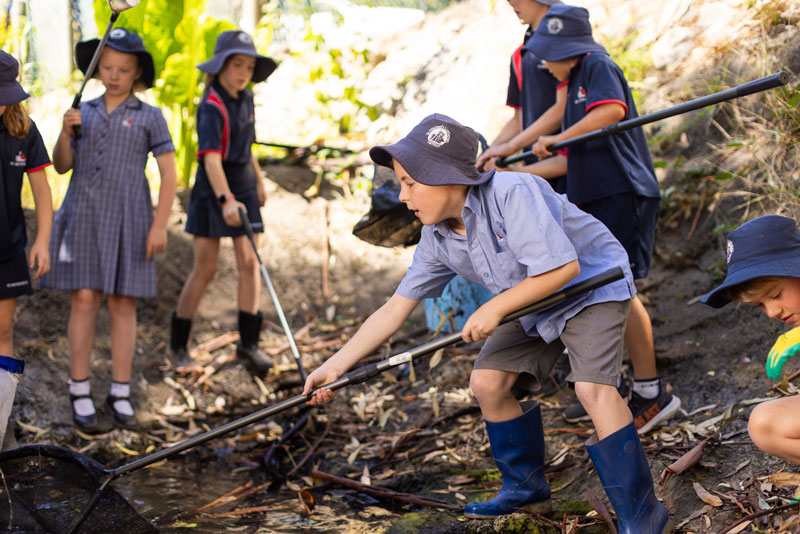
top-left (2, 102), bottom-right (30, 139)
top-left (726, 276), bottom-right (783, 303)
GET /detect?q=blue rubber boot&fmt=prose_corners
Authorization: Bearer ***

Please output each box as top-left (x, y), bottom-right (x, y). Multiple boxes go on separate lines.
top-left (585, 422), bottom-right (674, 534)
top-left (464, 401), bottom-right (552, 518)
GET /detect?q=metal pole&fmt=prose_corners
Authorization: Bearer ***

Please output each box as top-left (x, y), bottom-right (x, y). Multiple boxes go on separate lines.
top-left (497, 72), bottom-right (789, 167)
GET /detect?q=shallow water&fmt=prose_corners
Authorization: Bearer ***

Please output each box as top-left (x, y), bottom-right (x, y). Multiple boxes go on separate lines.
top-left (114, 462), bottom-right (397, 533)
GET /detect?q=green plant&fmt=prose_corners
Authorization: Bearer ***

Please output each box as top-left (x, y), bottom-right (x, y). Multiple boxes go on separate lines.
top-left (92, 0), bottom-right (239, 186)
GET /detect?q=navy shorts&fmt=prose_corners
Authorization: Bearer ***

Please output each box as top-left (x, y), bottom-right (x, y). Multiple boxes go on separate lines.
top-left (582, 193), bottom-right (659, 279)
top-left (185, 163), bottom-right (264, 238)
top-left (0, 252), bottom-right (33, 300)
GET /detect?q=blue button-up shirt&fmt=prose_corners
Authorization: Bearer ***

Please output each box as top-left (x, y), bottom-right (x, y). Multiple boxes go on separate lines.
top-left (396, 171), bottom-right (635, 342)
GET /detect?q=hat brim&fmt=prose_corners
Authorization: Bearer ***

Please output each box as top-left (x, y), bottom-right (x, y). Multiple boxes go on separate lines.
top-left (0, 83), bottom-right (30, 106)
top-left (529, 35), bottom-right (606, 62)
top-left (701, 256), bottom-right (800, 308)
top-left (76, 39), bottom-right (156, 88)
top-left (196, 50), bottom-right (278, 83)
top-left (369, 137), bottom-right (494, 187)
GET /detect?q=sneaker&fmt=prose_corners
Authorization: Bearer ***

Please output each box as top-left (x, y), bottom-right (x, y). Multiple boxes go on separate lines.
top-left (561, 377), bottom-right (630, 424)
top-left (628, 387), bottom-right (682, 435)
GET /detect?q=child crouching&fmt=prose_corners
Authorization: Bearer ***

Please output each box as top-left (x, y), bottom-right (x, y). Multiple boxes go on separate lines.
top-left (303, 113), bottom-right (672, 532)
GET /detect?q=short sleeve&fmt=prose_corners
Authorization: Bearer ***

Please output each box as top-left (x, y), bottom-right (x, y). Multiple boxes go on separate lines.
top-left (395, 229), bottom-right (456, 300)
top-left (196, 101), bottom-right (224, 156)
top-left (147, 107), bottom-right (175, 157)
top-left (501, 182), bottom-right (578, 277)
top-left (506, 52), bottom-right (522, 109)
top-left (24, 122), bottom-right (51, 172)
top-left (583, 56), bottom-right (628, 115)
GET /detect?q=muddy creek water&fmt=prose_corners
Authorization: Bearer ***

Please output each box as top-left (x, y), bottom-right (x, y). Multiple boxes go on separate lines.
top-left (114, 462), bottom-right (397, 533)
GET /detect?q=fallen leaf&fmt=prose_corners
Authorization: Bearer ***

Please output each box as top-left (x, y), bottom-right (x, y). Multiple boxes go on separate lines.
top-left (429, 348), bottom-right (443, 369)
top-left (766, 472), bottom-right (800, 487)
top-left (693, 482), bottom-right (722, 506)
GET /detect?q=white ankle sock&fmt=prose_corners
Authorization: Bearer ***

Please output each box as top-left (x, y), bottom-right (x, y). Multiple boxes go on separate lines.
top-left (110, 382), bottom-right (134, 416)
top-left (633, 378), bottom-right (660, 399)
top-left (69, 379), bottom-right (96, 417)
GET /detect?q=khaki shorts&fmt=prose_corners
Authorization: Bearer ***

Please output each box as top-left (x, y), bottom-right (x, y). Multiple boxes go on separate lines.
top-left (474, 300), bottom-right (631, 392)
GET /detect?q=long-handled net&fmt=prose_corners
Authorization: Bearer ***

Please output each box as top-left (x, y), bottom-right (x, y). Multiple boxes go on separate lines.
top-left (0, 268), bottom-right (622, 533)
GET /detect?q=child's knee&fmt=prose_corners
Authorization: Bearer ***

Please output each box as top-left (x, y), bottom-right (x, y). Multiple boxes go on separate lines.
top-left (748, 403), bottom-right (777, 450)
top-left (574, 381), bottom-right (617, 410)
top-left (194, 260), bottom-right (218, 281)
top-left (72, 290), bottom-right (101, 312)
top-left (469, 370), bottom-right (511, 403)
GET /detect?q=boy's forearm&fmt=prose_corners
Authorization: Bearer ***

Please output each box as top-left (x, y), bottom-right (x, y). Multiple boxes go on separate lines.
top-left (551, 102), bottom-right (626, 145)
top-left (508, 86), bottom-right (567, 151)
top-left (490, 111), bottom-right (522, 146)
top-left (325, 294), bottom-right (419, 374)
top-left (517, 154), bottom-right (567, 178)
top-left (486, 260), bottom-right (580, 319)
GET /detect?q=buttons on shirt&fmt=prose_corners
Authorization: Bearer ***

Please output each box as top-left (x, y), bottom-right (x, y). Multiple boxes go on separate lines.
top-left (471, 243), bottom-right (477, 249)
top-left (483, 273), bottom-right (489, 277)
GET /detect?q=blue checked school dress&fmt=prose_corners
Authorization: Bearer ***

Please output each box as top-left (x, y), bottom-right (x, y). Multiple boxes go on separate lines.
top-left (41, 94), bottom-right (175, 298)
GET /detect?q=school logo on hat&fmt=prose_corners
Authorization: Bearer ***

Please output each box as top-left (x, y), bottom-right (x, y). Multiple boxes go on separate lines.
top-left (546, 17), bottom-right (564, 34)
top-left (110, 28), bottom-right (127, 40)
top-left (238, 33), bottom-right (252, 44)
top-left (426, 125), bottom-right (451, 148)
top-left (726, 239), bottom-right (734, 263)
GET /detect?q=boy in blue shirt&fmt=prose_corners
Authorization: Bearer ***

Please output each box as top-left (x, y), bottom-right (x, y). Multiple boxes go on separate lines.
top-left (513, 4), bottom-right (680, 434)
top-left (703, 215), bottom-right (800, 470)
top-left (303, 114), bottom-right (672, 531)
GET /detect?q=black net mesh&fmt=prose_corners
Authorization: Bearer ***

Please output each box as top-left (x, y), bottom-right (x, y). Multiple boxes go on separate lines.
top-left (352, 164), bottom-right (422, 248)
top-left (0, 445), bottom-right (157, 534)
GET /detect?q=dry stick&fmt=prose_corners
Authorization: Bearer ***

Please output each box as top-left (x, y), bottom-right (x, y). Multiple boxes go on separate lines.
top-left (717, 502), bottom-right (800, 534)
top-left (189, 331), bottom-right (240, 360)
top-left (196, 481), bottom-right (253, 512)
top-left (309, 469), bottom-right (459, 510)
top-left (287, 419), bottom-right (331, 476)
top-left (203, 504), bottom-right (283, 518)
top-left (769, 369), bottom-right (800, 392)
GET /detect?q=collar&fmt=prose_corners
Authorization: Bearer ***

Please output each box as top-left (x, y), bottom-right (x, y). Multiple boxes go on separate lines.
top-left (212, 79), bottom-right (251, 102)
top-left (87, 93), bottom-right (142, 110)
top-left (463, 186), bottom-right (484, 218)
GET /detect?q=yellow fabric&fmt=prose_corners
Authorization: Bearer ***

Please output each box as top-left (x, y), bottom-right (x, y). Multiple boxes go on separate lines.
top-left (766, 326), bottom-right (800, 379)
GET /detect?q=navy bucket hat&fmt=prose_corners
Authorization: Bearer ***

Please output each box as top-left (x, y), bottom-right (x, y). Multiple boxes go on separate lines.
top-left (529, 4), bottom-right (606, 62)
top-left (196, 30), bottom-right (277, 83)
top-left (369, 113), bottom-right (494, 187)
top-left (0, 51), bottom-right (30, 106)
top-left (702, 215), bottom-right (800, 308)
top-left (76, 28), bottom-right (156, 88)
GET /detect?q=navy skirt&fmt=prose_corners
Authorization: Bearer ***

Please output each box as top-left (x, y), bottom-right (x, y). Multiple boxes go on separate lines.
top-left (185, 162), bottom-right (264, 238)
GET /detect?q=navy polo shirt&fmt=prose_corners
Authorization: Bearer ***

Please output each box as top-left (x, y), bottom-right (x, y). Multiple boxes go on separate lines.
top-left (506, 29), bottom-right (561, 161)
top-left (562, 52), bottom-right (660, 205)
top-left (0, 121), bottom-right (52, 261)
top-left (196, 80), bottom-right (256, 165)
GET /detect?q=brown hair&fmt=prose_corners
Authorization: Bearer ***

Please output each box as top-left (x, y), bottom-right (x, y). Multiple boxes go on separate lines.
top-left (202, 73), bottom-right (216, 94)
top-left (2, 102), bottom-right (30, 139)
top-left (725, 276), bottom-right (783, 303)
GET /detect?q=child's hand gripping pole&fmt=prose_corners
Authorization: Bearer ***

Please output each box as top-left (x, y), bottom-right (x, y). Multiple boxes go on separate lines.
top-left (766, 326), bottom-right (800, 379)
top-left (238, 207), bottom-right (308, 380)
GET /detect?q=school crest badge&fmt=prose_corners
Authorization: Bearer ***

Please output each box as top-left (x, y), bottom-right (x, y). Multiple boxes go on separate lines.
top-left (726, 239), bottom-right (734, 263)
top-left (10, 151), bottom-right (26, 167)
top-left (110, 28), bottom-right (127, 40)
top-left (547, 17), bottom-right (564, 35)
top-left (238, 33), bottom-right (252, 44)
top-left (426, 125), bottom-right (451, 148)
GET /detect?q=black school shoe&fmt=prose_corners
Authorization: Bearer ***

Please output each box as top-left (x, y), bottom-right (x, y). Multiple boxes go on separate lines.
top-left (561, 377), bottom-right (631, 424)
top-left (70, 393), bottom-right (101, 432)
top-left (628, 387), bottom-right (682, 435)
top-left (105, 394), bottom-right (137, 428)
